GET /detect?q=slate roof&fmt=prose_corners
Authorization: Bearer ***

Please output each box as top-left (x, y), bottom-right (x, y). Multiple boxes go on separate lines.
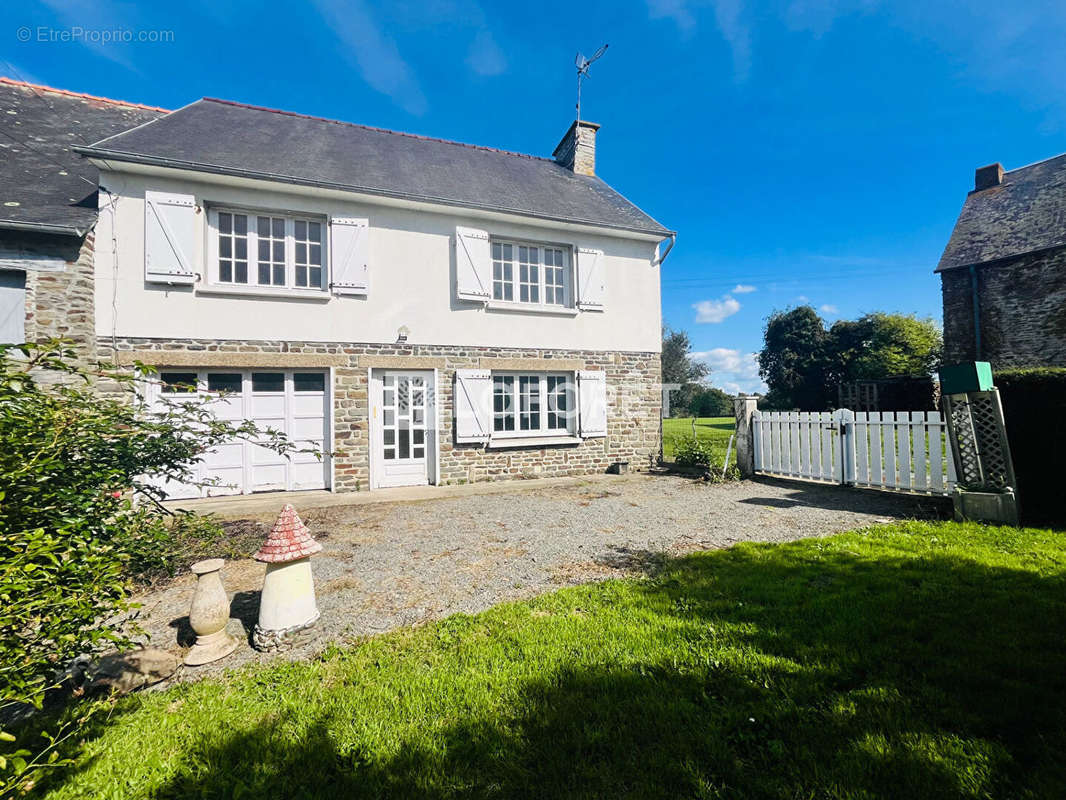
top-left (937, 153), bottom-right (1066, 271)
top-left (77, 98), bottom-right (672, 237)
top-left (0, 79), bottom-right (166, 236)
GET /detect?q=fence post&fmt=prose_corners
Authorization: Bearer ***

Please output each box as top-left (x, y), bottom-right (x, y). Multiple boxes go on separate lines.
top-left (734, 395), bottom-right (759, 478)
top-left (838, 408), bottom-right (855, 485)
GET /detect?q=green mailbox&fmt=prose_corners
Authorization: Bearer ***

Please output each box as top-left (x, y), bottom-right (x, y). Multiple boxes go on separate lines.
top-left (938, 361), bottom-right (994, 395)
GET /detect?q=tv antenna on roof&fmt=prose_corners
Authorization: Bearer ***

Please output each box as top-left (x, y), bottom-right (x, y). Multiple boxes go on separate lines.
top-left (575, 43), bottom-right (608, 124)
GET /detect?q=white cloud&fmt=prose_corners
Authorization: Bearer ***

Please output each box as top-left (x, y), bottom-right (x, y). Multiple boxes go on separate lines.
top-left (819, 303), bottom-right (839, 314)
top-left (796, 295), bottom-right (810, 303)
top-left (693, 296), bottom-right (741, 323)
top-left (646, 0), bottom-right (750, 80)
top-left (691, 348), bottom-right (766, 394)
top-left (712, 0), bottom-right (752, 82)
top-left (646, 0), bottom-right (697, 33)
top-left (732, 284), bottom-right (757, 294)
top-left (466, 29), bottom-right (507, 76)
top-left (37, 0), bottom-right (140, 70)
top-left (312, 0), bottom-right (428, 115)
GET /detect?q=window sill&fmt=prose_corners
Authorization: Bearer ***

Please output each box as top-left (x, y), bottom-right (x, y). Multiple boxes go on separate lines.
top-left (195, 284), bottom-right (331, 301)
top-left (487, 435), bottom-right (582, 449)
top-left (485, 301), bottom-right (579, 317)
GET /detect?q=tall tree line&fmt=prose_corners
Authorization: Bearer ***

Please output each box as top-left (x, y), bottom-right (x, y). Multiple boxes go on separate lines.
top-left (758, 307), bottom-right (942, 410)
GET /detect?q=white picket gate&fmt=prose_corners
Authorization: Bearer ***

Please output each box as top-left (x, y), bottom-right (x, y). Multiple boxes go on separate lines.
top-left (752, 409), bottom-right (957, 495)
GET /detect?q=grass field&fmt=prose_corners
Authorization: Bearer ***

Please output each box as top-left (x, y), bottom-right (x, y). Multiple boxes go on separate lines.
top-left (28, 520), bottom-right (1066, 799)
top-left (662, 415), bottom-right (736, 464)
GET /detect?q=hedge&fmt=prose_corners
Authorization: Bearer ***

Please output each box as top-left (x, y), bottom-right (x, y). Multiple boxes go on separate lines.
top-left (994, 367), bottom-right (1066, 527)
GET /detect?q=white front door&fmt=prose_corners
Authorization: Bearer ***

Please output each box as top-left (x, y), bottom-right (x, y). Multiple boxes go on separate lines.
top-left (371, 369), bottom-right (436, 489)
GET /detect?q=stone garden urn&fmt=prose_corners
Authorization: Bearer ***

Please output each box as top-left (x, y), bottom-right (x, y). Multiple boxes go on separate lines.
top-left (184, 558), bottom-right (238, 666)
top-left (252, 505), bottom-right (322, 652)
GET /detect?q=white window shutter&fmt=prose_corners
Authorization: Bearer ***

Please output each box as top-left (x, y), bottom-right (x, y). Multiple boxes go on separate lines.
top-left (329, 217), bottom-right (370, 295)
top-left (0, 270), bottom-right (26, 344)
top-left (144, 191), bottom-right (196, 284)
top-left (578, 370), bottom-right (608, 438)
top-left (455, 226), bottom-right (491, 301)
top-left (576, 248), bottom-right (605, 310)
top-left (454, 369), bottom-right (492, 443)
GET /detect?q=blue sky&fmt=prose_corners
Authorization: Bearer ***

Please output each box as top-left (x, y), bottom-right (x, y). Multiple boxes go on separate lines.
top-left (5, 1), bottom-right (1066, 393)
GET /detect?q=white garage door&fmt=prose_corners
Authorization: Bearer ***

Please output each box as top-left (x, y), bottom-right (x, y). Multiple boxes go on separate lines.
top-left (150, 369), bottom-right (330, 499)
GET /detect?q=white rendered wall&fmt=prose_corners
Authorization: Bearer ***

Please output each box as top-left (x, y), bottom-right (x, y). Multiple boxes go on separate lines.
top-left (94, 166), bottom-right (664, 353)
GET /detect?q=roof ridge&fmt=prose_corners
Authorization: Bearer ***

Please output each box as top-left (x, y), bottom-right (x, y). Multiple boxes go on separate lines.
top-left (200, 97), bottom-right (553, 163)
top-left (0, 77), bottom-right (169, 112)
top-left (1004, 150), bottom-right (1066, 176)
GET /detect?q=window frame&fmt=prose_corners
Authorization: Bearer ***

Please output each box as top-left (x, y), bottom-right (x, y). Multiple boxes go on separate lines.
top-left (490, 371), bottom-right (576, 439)
top-left (207, 206), bottom-right (328, 293)
top-left (489, 238), bottom-right (572, 309)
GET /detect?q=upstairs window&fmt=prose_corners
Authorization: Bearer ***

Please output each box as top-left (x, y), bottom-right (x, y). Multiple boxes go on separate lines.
top-left (491, 240), bottom-right (570, 307)
top-left (211, 209), bottom-right (327, 291)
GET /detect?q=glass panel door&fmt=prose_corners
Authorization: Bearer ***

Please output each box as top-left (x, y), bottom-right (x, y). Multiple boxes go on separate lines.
top-left (382, 373), bottom-right (427, 462)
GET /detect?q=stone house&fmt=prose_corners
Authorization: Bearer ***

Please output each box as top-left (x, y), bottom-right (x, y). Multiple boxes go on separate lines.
top-left (0, 79), bottom-right (164, 360)
top-left (938, 158), bottom-right (1066, 368)
top-left (2, 79), bottom-right (673, 498)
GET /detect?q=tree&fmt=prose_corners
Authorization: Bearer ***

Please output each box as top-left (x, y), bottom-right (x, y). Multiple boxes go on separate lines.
top-left (661, 327), bottom-right (709, 416)
top-left (760, 307), bottom-right (944, 410)
top-left (757, 306), bottom-right (830, 410)
top-left (690, 386), bottom-right (734, 417)
top-left (829, 313), bottom-right (941, 382)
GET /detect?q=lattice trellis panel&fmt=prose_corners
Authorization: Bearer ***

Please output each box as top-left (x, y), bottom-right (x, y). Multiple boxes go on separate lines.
top-left (943, 390), bottom-right (1016, 491)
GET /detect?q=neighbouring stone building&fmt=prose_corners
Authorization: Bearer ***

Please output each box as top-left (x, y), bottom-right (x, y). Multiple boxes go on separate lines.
top-left (0, 79), bottom-right (165, 363)
top-left (938, 158), bottom-right (1066, 367)
top-left (2, 79), bottom-right (673, 499)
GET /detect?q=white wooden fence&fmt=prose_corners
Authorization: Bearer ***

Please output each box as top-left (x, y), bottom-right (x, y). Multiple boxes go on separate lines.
top-left (752, 409), bottom-right (957, 495)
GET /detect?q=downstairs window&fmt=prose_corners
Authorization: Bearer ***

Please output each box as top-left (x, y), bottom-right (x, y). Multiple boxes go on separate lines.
top-left (491, 372), bottom-right (575, 437)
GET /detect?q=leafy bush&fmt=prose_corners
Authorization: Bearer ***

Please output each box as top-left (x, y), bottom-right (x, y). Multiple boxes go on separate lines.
top-left (995, 367), bottom-right (1066, 526)
top-left (0, 342), bottom-right (303, 794)
top-left (671, 435), bottom-right (715, 469)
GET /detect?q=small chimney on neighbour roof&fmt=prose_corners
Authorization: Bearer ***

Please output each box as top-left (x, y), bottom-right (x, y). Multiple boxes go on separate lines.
top-left (974, 162), bottom-right (1004, 191)
top-left (553, 120), bottom-right (599, 176)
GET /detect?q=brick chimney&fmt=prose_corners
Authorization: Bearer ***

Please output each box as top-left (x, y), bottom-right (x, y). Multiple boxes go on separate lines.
top-left (974, 162), bottom-right (1004, 191)
top-left (553, 120), bottom-right (599, 176)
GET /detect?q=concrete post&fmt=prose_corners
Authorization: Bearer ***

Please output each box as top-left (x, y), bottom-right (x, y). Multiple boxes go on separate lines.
top-left (733, 395), bottom-right (759, 478)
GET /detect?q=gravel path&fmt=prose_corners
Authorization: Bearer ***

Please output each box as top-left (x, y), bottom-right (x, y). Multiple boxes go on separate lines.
top-left (127, 474), bottom-right (947, 684)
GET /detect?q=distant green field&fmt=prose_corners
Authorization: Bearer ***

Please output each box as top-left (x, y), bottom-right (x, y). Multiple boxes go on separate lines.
top-left (662, 416), bottom-right (736, 464)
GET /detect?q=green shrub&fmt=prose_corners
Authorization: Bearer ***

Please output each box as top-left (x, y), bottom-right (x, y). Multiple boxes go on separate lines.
top-left (995, 367), bottom-right (1066, 527)
top-left (671, 435), bottom-right (715, 469)
top-left (0, 342), bottom-right (303, 795)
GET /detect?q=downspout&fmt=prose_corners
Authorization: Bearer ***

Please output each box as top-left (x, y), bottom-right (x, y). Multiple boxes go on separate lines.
top-left (654, 232), bottom-right (677, 465)
top-left (654, 233), bottom-right (677, 267)
top-left (969, 264), bottom-right (982, 360)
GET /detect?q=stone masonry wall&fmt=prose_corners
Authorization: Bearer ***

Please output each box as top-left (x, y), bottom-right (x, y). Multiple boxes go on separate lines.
top-left (100, 337), bottom-right (662, 492)
top-left (941, 247), bottom-right (1066, 368)
top-left (23, 232), bottom-right (97, 363)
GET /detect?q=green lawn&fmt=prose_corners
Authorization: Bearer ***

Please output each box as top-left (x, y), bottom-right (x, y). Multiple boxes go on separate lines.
top-left (29, 521), bottom-right (1066, 799)
top-left (662, 416), bottom-right (736, 464)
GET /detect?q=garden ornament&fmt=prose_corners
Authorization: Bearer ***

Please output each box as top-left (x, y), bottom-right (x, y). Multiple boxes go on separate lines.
top-left (184, 558), bottom-right (239, 666)
top-left (252, 504), bottom-right (322, 651)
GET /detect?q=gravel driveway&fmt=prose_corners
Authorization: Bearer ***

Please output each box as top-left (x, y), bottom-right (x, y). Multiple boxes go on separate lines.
top-left (128, 474), bottom-right (947, 683)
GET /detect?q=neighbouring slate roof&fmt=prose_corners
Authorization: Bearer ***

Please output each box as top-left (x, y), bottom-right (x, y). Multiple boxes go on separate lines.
top-left (937, 153), bottom-right (1066, 271)
top-left (0, 79), bottom-right (166, 235)
top-left (77, 98), bottom-right (673, 237)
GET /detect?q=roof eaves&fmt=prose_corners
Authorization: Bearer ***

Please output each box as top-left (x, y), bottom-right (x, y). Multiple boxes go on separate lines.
top-left (935, 240), bottom-right (1066, 273)
top-left (76, 146), bottom-right (675, 238)
top-left (0, 218), bottom-right (85, 237)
